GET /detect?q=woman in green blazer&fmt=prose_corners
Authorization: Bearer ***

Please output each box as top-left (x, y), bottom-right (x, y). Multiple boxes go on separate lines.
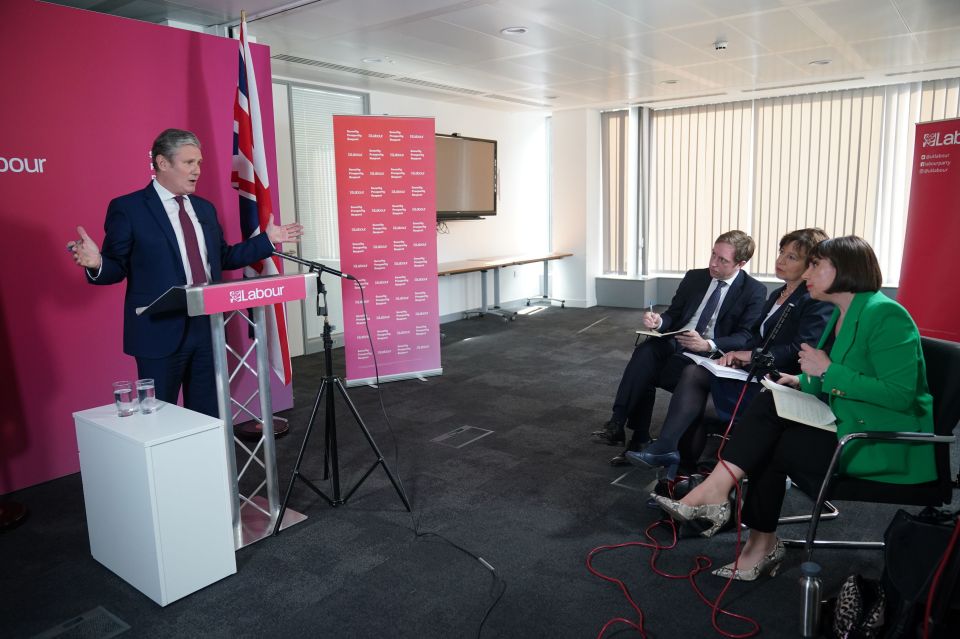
top-left (652, 236), bottom-right (935, 581)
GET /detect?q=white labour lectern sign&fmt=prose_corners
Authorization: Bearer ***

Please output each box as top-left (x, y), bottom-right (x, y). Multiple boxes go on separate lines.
top-left (139, 272), bottom-right (318, 549)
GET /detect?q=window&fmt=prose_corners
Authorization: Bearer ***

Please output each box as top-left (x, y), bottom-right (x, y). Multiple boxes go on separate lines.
top-left (287, 84), bottom-right (367, 349)
top-left (642, 78), bottom-right (960, 285)
top-left (289, 85), bottom-right (367, 262)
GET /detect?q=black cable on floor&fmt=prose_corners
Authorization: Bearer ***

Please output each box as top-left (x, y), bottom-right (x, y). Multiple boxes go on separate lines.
top-left (357, 283), bottom-right (507, 637)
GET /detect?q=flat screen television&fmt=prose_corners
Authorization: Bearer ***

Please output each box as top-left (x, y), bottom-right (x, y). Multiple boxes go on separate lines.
top-left (435, 133), bottom-right (497, 221)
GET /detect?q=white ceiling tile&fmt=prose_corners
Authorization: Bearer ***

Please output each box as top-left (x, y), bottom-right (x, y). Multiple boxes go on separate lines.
top-left (507, 86), bottom-right (585, 101)
top-left (273, 37), bottom-right (448, 76)
top-left (597, 0), bottom-right (715, 29)
top-left (281, 0), bottom-right (476, 29)
top-left (464, 58), bottom-right (575, 86)
top-left (806, 0), bottom-right (910, 42)
top-left (495, 0), bottom-right (650, 40)
top-left (665, 20), bottom-right (770, 61)
top-left (779, 46), bottom-right (868, 76)
top-left (505, 51), bottom-right (609, 81)
top-left (552, 74), bottom-right (658, 100)
top-left (616, 31), bottom-right (717, 66)
top-left (624, 68), bottom-right (715, 90)
top-left (411, 66), bottom-right (531, 93)
top-left (915, 27), bottom-right (960, 64)
top-left (695, 0), bottom-right (796, 19)
top-left (551, 43), bottom-right (656, 75)
top-left (431, 3), bottom-right (588, 50)
top-left (730, 54), bottom-right (809, 83)
top-left (726, 8), bottom-right (831, 52)
top-left (247, 10), bottom-right (362, 40)
top-left (363, 18), bottom-right (536, 66)
top-left (848, 34), bottom-right (926, 68)
top-left (682, 61), bottom-right (759, 88)
top-left (893, 0), bottom-right (960, 32)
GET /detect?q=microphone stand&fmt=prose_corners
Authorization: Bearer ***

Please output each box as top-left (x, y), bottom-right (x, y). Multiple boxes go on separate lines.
top-left (272, 253), bottom-right (410, 536)
top-left (745, 301), bottom-right (795, 384)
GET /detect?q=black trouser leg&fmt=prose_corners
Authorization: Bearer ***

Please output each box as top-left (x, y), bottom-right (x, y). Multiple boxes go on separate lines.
top-left (723, 392), bottom-right (837, 532)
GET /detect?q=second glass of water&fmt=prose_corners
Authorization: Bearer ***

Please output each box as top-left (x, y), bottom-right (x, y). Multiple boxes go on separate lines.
top-left (137, 378), bottom-right (159, 414)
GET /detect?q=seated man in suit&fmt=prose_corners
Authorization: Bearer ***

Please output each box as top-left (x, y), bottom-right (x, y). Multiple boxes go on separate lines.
top-left (591, 230), bottom-right (767, 464)
top-left (68, 128), bottom-right (303, 417)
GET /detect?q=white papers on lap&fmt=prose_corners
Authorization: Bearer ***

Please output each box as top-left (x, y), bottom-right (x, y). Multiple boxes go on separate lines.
top-left (683, 353), bottom-right (752, 382)
top-left (760, 378), bottom-right (838, 432)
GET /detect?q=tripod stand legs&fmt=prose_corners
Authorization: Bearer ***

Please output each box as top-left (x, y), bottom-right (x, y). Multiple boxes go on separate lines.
top-left (273, 376), bottom-right (411, 536)
top-left (331, 378), bottom-right (411, 511)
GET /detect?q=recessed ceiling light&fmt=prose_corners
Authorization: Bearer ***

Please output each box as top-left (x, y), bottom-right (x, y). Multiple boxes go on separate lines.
top-left (809, 59), bottom-right (832, 66)
top-left (362, 56), bottom-right (395, 64)
top-left (500, 26), bottom-right (528, 35)
top-left (660, 79), bottom-right (679, 85)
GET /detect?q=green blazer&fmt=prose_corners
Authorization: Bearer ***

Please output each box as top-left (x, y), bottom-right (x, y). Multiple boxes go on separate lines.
top-left (800, 291), bottom-right (935, 483)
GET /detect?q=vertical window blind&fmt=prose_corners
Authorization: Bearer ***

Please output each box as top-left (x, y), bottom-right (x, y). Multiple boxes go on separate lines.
top-left (601, 110), bottom-right (628, 275)
top-left (636, 77), bottom-right (960, 284)
top-left (649, 102), bottom-right (752, 273)
top-left (289, 85), bottom-right (366, 262)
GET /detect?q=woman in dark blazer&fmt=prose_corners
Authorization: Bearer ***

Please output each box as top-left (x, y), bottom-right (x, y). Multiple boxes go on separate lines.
top-left (624, 228), bottom-right (832, 476)
top-left (654, 236), bottom-right (935, 581)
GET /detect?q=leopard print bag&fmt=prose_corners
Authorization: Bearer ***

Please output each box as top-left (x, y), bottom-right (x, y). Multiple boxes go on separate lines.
top-left (829, 574), bottom-right (886, 639)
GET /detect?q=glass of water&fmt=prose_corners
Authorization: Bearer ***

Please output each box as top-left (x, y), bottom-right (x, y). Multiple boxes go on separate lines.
top-left (113, 381), bottom-right (137, 417)
top-left (136, 378), bottom-right (159, 414)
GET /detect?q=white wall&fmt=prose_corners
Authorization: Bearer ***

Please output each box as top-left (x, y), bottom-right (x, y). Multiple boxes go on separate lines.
top-left (551, 109), bottom-right (601, 308)
top-left (271, 78), bottom-right (553, 351)
top-left (371, 94), bottom-right (550, 316)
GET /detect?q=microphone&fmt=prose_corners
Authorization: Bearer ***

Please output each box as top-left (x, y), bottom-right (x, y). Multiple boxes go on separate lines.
top-left (749, 302), bottom-right (795, 381)
top-left (272, 251), bottom-right (357, 280)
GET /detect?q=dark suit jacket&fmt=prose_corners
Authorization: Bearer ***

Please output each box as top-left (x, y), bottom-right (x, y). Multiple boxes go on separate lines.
top-left (658, 268), bottom-right (767, 353)
top-left (746, 285), bottom-right (833, 374)
top-left (90, 182), bottom-right (273, 358)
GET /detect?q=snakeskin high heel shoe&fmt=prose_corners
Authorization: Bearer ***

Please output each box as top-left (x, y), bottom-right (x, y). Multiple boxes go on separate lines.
top-left (651, 494), bottom-right (731, 538)
top-left (711, 540), bottom-right (786, 581)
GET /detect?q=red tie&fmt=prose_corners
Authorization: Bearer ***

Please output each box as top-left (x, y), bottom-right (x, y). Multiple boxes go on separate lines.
top-left (174, 196), bottom-right (208, 285)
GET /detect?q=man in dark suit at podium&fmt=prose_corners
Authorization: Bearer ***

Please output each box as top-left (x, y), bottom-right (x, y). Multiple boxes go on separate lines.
top-left (68, 128), bottom-right (303, 417)
top-left (592, 230), bottom-right (767, 463)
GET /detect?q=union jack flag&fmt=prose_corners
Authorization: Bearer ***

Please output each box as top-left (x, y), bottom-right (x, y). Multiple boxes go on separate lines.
top-left (232, 15), bottom-right (292, 384)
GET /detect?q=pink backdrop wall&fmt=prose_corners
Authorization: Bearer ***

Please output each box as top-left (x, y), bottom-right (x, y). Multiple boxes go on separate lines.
top-left (0, 0), bottom-right (292, 493)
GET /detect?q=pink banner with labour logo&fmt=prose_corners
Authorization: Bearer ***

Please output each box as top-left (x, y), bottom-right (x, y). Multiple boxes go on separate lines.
top-left (899, 117), bottom-right (960, 343)
top-left (333, 116), bottom-right (442, 384)
top-left (197, 274), bottom-right (311, 315)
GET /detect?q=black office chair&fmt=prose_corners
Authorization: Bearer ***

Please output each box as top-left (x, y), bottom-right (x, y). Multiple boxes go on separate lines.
top-left (781, 336), bottom-right (960, 559)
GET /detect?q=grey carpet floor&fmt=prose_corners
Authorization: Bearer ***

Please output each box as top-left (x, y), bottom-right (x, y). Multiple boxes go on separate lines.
top-left (2, 306), bottom-right (923, 638)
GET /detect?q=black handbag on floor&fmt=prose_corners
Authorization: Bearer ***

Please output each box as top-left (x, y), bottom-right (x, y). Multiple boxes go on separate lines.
top-left (882, 507), bottom-right (960, 639)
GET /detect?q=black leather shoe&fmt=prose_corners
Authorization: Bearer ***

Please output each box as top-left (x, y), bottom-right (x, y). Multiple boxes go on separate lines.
top-left (609, 451), bottom-right (630, 466)
top-left (590, 420), bottom-right (625, 445)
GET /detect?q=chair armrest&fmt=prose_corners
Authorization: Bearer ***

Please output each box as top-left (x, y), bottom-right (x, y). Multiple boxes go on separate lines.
top-left (804, 431), bottom-right (954, 550)
top-left (837, 431), bottom-right (955, 447)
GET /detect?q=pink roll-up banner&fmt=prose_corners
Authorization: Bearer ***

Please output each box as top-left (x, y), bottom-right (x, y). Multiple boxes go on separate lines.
top-left (333, 116), bottom-right (442, 384)
top-left (899, 118), bottom-right (960, 343)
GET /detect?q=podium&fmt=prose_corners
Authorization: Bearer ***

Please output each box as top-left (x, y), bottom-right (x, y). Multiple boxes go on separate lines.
top-left (140, 272), bottom-right (318, 549)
